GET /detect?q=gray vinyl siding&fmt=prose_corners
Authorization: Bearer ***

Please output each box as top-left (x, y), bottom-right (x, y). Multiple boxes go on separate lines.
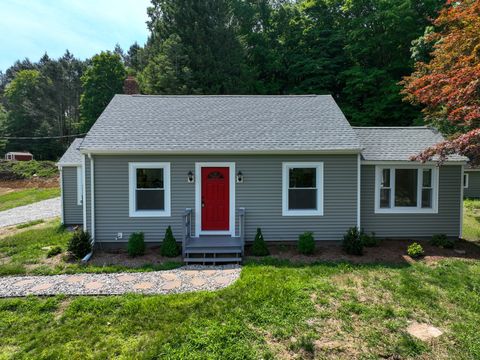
top-left (61, 166), bottom-right (82, 225)
top-left (464, 171), bottom-right (480, 198)
top-left (90, 154), bottom-right (358, 243)
top-left (360, 165), bottom-right (462, 238)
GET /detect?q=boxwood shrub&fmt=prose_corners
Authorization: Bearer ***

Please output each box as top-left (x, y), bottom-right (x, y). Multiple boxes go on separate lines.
top-left (298, 232), bottom-right (315, 255)
top-left (127, 232), bottom-right (145, 257)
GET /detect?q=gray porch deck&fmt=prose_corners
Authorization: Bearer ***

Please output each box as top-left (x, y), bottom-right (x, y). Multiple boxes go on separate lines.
top-left (182, 208), bottom-right (246, 264)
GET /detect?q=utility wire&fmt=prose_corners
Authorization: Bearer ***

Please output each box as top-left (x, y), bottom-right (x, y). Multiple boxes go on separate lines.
top-left (0, 133), bottom-right (86, 140)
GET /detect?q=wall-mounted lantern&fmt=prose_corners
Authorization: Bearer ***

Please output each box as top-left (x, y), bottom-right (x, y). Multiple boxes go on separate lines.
top-left (236, 171), bottom-right (244, 183)
top-left (187, 171), bottom-right (195, 183)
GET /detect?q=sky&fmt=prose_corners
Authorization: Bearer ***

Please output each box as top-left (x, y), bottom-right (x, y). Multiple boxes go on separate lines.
top-left (0, 0), bottom-right (151, 72)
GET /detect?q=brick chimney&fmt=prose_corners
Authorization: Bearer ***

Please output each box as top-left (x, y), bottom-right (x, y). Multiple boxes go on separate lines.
top-left (123, 75), bottom-right (140, 95)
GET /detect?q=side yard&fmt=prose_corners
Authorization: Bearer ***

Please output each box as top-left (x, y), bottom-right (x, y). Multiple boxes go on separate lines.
top-left (464, 198), bottom-right (480, 242)
top-left (0, 188), bottom-right (60, 212)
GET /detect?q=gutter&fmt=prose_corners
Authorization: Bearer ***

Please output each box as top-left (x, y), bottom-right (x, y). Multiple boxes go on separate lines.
top-left (82, 153), bottom-right (95, 263)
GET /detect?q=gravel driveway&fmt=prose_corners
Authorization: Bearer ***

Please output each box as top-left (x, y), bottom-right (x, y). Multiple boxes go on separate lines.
top-left (0, 197), bottom-right (60, 227)
top-left (0, 265), bottom-right (241, 297)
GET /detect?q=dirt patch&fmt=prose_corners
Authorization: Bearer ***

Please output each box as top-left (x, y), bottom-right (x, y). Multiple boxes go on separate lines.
top-left (55, 299), bottom-right (72, 320)
top-left (89, 246), bottom-right (182, 267)
top-left (246, 239), bottom-right (480, 265)
top-left (406, 322), bottom-right (443, 341)
top-left (0, 177), bottom-right (59, 189)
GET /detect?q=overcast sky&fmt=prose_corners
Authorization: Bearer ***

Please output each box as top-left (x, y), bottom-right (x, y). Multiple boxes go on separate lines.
top-left (0, 0), bottom-right (151, 71)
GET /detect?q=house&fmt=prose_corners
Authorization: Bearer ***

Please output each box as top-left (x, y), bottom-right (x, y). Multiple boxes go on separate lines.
top-left (5, 151), bottom-right (33, 161)
top-left (464, 166), bottom-right (480, 198)
top-left (57, 95), bottom-right (467, 263)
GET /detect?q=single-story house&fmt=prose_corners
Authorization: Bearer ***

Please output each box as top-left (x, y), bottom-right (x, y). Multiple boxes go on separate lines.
top-left (57, 95), bottom-right (467, 263)
top-left (464, 166), bottom-right (480, 198)
top-left (5, 151), bottom-right (33, 161)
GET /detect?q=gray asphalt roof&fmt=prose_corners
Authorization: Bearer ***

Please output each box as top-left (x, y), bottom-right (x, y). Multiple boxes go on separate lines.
top-left (79, 95), bottom-right (362, 153)
top-left (57, 138), bottom-right (83, 166)
top-left (354, 127), bottom-right (467, 162)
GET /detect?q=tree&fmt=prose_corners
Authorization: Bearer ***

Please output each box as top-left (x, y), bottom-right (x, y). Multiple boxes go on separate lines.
top-left (402, 0), bottom-right (480, 164)
top-left (0, 105), bottom-right (8, 154)
top-left (79, 52), bottom-right (126, 132)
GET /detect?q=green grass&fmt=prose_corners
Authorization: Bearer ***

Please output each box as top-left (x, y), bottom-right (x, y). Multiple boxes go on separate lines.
top-left (0, 188), bottom-right (60, 212)
top-left (15, 219), bottom-right (44, 229)
top-left (464, 198), bottom-right (480, 242)
top-left (0, 220), bottom-right (180, 276)
top-left (0, 259), bottom-right (479, 358)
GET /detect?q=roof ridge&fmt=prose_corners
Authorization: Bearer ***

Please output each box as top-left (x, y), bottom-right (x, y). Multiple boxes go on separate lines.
top-left (353, 126), bottom-right (429, 129)
top-left (121, 94), bottom-right (329, 98)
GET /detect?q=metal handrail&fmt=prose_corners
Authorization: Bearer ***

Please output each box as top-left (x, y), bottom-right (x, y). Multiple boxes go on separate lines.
top-left (182, 208), bottom-right (192, 258)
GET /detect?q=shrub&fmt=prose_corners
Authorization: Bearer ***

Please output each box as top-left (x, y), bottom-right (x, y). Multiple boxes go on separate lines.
top-left (46, 245), bottom-right (62, 258)
top-left (430, 234), bottom-right (455, 249)
top-left (127, 232), bottom-right (145, 257)
top-left (361, 231), bottom-right (380, 247)
top-left (161, 226), bottom-right (180, 257)
top-left (407, 242), bottom-right (424, 258)
top-left (67, 230), bottom-right (92, 259)
top-left (298, 232), bottom-right (315, 255)
top-left (252, 228), bottom-right (269, 256)
top-left (342, 227), bottom-right (364, 255)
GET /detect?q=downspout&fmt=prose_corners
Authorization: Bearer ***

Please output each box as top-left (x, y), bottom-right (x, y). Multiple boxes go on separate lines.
top-left (82, 154), bottom-right (87, 231)
top-left (460, 165), bottom-right (464, 238)
top-left (357, 153), bottom-right (361, 230)
top-left (58, 166), bottom-right (64, 224)
top-left (82, 153), bottom-right (95, 263)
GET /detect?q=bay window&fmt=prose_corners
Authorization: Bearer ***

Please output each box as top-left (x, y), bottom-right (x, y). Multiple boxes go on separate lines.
top-left (375, 166), bottom-right (438, 213)
top-left (129, 162), bottom-right (171, 217)
top-left (282, 162), bottom-right (323, 216)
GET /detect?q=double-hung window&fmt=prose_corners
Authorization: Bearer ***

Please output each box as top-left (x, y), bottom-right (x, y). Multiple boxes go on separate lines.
top-left (129, 162), bottom-right (171, 217)
top-left (282, 162), bottom-right (323, 216)
top-left (464, 173), bottom-right (469, 189)
top-left (375, 166), bottom-right (438, 213)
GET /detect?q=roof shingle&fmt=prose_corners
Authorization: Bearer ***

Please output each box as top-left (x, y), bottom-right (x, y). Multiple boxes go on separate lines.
top-left (57, 138), bottom-right (83, 165)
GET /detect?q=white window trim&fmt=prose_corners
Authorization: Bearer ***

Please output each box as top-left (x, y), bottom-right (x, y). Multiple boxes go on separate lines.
top-left (374, 165), bottom-right (439, 214)
top-left (282, 162), bottom-right (324, 216)
top-left (128, 162), bottom-right (171, 217)
top-left (76, 166), bottom-right (83, 206)
top-left (195, 162), bottom-right (236, 237)
top-left (464, 173), bottom-right (469, 188)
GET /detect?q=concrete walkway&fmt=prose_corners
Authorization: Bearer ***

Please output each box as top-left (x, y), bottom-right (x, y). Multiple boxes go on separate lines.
top-left (0, 266), bottom-right (241, 297)
top-left (0, 197), bottom-right (60, 227)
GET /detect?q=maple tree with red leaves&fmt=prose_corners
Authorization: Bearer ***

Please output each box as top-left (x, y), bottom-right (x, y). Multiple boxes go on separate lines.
top-left (402, 0), bottom-right (480, 165)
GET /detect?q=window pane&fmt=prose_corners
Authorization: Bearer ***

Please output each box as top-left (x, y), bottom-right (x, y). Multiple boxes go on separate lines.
top-left (422, 169), bottom-right (432, 187)
top-left (136, 189), bottom-right (164, 210)
top-left (395, 169), bottom-right (418, 207)
top-left (422, 189), bottom-right (432, 208)
top-left (382, 169), bottom-right (390, 187)
top-left (464, 174), bottom-right (468, 188)
top-left (288, 189), bottom-right (317, 210)
top-left (137, 168), bottom-right (163, 188)
top-left (380, 189), bottom-right (391, 208)
top-left (289, 168), bottom-right (316, 188)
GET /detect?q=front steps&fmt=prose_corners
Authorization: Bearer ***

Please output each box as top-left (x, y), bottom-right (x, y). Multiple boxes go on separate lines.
top-left (183, 236), bottom-right (243, 265)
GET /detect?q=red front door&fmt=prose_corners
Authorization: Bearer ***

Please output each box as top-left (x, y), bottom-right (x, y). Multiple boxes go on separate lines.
top-left (201, 167), bottom-right (229, 231)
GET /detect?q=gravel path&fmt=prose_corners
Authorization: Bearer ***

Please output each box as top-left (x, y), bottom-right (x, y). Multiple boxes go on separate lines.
top-left (0, 197), bottom-right (60, 227)
top-left (0, 265), bottom-right (241, 297)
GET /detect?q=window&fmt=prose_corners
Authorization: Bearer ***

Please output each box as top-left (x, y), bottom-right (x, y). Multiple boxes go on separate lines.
top-left (282, 162), bottom-right (323, 216)
top-left (129, 162), bottom-right (170, 217)
top-left (464, 173), bottom-right (469, 189)
top-left (76, 166), bottom-right (83, 206)
top-left (375, 166), bottom-right (438, 213)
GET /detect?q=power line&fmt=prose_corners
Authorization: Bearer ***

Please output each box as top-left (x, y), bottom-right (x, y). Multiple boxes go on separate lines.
top-left (0, 133), bottom-right (86, 140)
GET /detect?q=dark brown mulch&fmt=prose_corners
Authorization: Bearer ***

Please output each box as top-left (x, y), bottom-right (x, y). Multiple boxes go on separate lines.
top-left (245, 239), bottom-right (480, 265)
top-left (89, 246), bottom-right (182, 268)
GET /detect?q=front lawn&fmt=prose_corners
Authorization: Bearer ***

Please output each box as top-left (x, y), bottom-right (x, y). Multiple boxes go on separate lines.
top-left (0, 220), bottom-right (180, 276)
top-left (464, 198), bottom-right (480, 242)
top-left (0, 259), bottom-right (479, 358)
top-left (0, 188), bottom-right (60, 212)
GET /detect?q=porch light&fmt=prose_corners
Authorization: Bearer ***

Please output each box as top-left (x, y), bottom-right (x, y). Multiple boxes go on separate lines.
top-left (236, 171), bottom-right (243, 183)
top-left (187, 171), bottom-right (194, 183)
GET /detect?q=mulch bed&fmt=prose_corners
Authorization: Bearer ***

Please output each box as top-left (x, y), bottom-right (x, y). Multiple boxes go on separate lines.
top-left (245, 239), bottom-right (480, 265)
top-left (89, 246), bottom-right (182, 267)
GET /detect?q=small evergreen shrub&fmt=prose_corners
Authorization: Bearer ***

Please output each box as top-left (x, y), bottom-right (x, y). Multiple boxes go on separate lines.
top-left (46, 246), bottom-right (62, 258)
top-left (127, 232), bottom-right (145, 257)
top-left (342, 227), bottom-right (364, 255)
top-left (298, 232), bottom-right (315, 255)
top-left (67, 230), bottom-right (92, 259)
top-left (430, 234), bottom-right (455, 249)
top-left (251, 228), bottom-right (269, 256)
top-left (407, 242), bottom-right (424, 258)
top-left (361, 231), bottom-right (380, 247)
top-left (161, 226), bottom-right (180, 257)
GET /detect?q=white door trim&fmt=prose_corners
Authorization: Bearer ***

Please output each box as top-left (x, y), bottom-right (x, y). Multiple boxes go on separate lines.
top-left (195, 162), bottom-right (235, 237)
